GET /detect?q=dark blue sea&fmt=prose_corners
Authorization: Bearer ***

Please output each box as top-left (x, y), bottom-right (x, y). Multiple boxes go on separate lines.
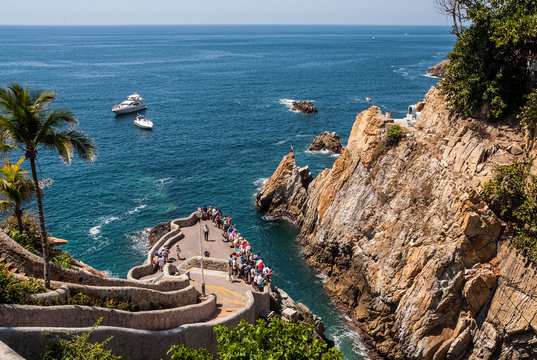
top-left (0, 25), bottom-right (454, 359)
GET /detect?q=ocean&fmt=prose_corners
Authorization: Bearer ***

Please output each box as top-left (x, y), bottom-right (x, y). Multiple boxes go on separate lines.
top-left (0, 25), bottom-right (455, 359)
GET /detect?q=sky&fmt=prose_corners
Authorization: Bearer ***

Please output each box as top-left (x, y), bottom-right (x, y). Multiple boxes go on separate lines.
top-left (1, 0), bottom-right (449, 26)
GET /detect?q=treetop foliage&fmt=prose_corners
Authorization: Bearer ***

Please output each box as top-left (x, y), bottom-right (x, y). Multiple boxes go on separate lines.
top-left (439, 0), bottom-right (537, 122)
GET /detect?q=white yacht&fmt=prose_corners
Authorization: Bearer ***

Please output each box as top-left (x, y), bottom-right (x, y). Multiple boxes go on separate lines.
top-left (112, 93), bottom-right (147, 115)
top-left (134, 114), bottom-right (153, 130)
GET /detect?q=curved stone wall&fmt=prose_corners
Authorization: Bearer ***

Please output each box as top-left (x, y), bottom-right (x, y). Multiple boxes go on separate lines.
top-left (0, 232), bottom-right (189, 292)
top-left (127, 212), bottom-right (200, 281)
top-left (34, 284), bottom-right (198, 311)
top-left (0, 294), bottom-right (215, 331)
top-left (0, 291), bottom-right (269, 360)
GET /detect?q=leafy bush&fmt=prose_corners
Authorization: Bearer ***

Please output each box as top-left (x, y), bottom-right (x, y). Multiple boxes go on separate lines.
top-left (482, 162), bottom-right (537, 261)
top-left (39, 319), bottom-right (121, 360)
top-left (51, 251), bottom-right (72, 269)
top-left (386, 125), bottom-right (404, 146)
top-left (441, 0), bottom-right (537, 121)
top-left (481, 162), bottom-right (528, 221)
top-left (519, 89), bottom-right (537, 139)
top-left (2, 214), bottom-right (41, 250)
top-left (0, 263), bottom-right (43, 304)
top-left (167, 318), bottom-right (343, 360)
top-left (167, 345), bottom-right (212, 360)
top-left (9, 229), bottom-right (37, 254)
top-left (214, 318), bottom-right (343, 360)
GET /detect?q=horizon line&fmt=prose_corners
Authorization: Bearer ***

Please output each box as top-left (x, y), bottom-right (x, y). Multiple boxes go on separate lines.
top-left (0, 23), bottom-right (450, 27)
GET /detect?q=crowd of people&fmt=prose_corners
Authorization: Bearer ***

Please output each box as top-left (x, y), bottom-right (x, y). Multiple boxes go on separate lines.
top-left (151, 207), bottom-right (273, 293)
top-left (203, 206), bottom-right (273, 293)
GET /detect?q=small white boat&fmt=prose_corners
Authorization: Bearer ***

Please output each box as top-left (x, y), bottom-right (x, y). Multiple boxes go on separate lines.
top-left (134, 114), bottom-right (153, 130)
top-left (112, 93), bottom-right (147, 115)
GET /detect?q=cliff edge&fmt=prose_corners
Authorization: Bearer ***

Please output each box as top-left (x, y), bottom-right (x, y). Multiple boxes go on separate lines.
top-left (256, 86), bottom-right (537, 359)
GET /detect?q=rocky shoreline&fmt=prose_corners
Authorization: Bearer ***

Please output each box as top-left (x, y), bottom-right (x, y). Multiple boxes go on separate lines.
top-left (256, 86), bottom-right (537, 359)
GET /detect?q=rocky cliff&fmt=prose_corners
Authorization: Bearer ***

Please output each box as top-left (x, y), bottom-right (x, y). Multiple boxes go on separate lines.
top-left (256, 86), bottom-right (537, 360)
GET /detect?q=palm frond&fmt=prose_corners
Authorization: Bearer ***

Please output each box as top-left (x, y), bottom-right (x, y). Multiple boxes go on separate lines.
top-left (64, 129), bottom-right (97, 162)
top-left (39, 109), bottom-right (78, 135)
top-left (0, 199), bottom-right (13, 213)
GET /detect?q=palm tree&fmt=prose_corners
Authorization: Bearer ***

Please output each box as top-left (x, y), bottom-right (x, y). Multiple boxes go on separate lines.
top-left (0, 156), bottom-right (35, 233)
top-left (0, 82), bottom-right (97, 288)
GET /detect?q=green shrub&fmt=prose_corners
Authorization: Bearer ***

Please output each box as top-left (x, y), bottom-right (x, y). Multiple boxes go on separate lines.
top-left (0, 263), bottom-right (43, 304)
top-left (386, 125), bottom-right (404, 147)
top-left (167, 344), bottom-right (212, 360)
top-left (481, 162), bottom-right (529, 221)
top-left (168, 317), bottom-right (343, 360)
top-left (214, 318), bottom-right (343, 360)
top-left (39, 319), bottom-right (121, 360)
top-left (2, 214), bottom-right (41, 250)
top-left (51, 251), bottom-right (72, 269)
top-left (440, 0), bottom-right (537, 121)
top-left (9, 229), bottom-right (37, 254)
top-left (482, 162), bottom-right (537, 261)
top-left (519, 89), bottom-right (537, 139)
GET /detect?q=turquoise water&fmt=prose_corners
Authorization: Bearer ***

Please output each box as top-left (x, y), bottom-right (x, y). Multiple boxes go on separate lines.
top-left (0, 25), bottom-right (454, 359)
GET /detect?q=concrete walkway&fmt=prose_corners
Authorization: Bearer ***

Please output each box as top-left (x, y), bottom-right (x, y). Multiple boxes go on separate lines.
top-left (147, 219), bottom-right (258, 319)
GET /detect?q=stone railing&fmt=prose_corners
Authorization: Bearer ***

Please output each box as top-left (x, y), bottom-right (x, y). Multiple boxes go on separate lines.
top-left (127, 211), bottom-right (200, 281)
top-left (34, 283), bottom-right (198, 311)
top-left (0, 291), bottom-right (269, 360)
top-left (0, 293), bottom-right (215, 331)
top-left (0, 232), bottom-right (188, 292)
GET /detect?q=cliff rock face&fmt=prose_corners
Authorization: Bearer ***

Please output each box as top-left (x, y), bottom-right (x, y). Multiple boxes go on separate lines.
top-left (257, 87), bottom-right (537, 359)
top-left (255, 152), bottom-right (313, 222)
top-left (428, 60), bottom-right (450, 78)
top-left (309, 131), bottom-right (343, 154)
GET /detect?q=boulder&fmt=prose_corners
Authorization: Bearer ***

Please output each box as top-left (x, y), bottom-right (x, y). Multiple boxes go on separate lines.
top-left (292, 101), bottom-right (318, 114)
top-left (427, 59), bottom-right (450, 78)
top-left (309, 131), bottom-right (343, 154)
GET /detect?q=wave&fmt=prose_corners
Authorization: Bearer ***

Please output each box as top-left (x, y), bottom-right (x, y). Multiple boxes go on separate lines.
top-left (88, 215), bottom-right (119, 237)
top-left (328, 323), bottom-right (369, 358)
top-left (315, 273), bottom-right (329, 283)
top-left (305, 149), bottom-right (332, 155)
top-left (254, 178), bottom-right (268, 190)
top-left (155, 177), bottom-right (174, 190)
top-left (274, 139), bottom-right (287, 145)
top-left (279, 98), bottom-right (297, 112)
top-left (127, 228), bottom-right (150, 256)
top-left (295, 134), bottom-right (312, 138)
top-left (128, 204), bottom-right (148, 215)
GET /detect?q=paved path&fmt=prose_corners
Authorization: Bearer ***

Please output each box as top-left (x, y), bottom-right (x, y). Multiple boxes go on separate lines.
top-left (147, 219), bottom-right (258, 318)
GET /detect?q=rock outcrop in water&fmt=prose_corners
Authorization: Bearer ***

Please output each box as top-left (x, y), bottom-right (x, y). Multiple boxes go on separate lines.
top-left (427, 59), bottom-right (450, 78)
top-left (292, 101), bottom-right (318, 114)
top-left (255, 152), bottom-right (312, 223)
top-left (257, 86), bottom-right (537, 359)
top-left (309, 131), bottom-right (343, 154)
